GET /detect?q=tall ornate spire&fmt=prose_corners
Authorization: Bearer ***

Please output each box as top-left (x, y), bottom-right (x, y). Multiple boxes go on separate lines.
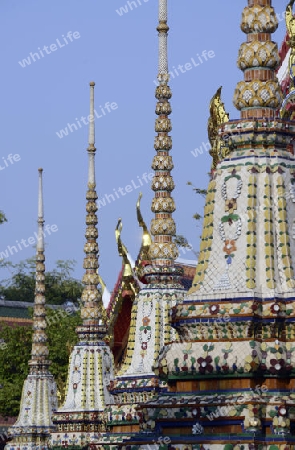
top-left (152, 0), bottom-right (295, 445)
top-left (6, 169), bottom-right (57, 450)
top-left (79, 81), bottom-right (106, 333)
top-left (50, 83), bottom-right (113, 448)
top-left (110, 0), bottom-right (184, 398)
top-left (148, 0), bottom-right (178, 266)
top-left (233, 0), bottom-right (282, 119)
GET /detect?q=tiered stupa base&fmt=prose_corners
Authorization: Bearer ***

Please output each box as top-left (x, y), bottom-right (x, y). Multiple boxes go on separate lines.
top-left (5, 373), bottom-right (57, 450)
top-left (92, 268), bottom-right (185, 446)
top-left (50, 327), bottom-right (114, 449)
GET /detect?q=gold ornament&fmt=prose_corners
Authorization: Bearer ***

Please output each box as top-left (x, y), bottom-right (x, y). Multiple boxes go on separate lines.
top-left (233, 80), bottom-right (282, 110)
top-left (286, 0), bottom-right (295, 91)
top-left (241, 5), bottom-right (278, 34)
top-left (150, 217), bottom-right (176, 235)
top-left (208, 86), bottom-right (229, 169)
top-left (237, 41), bottom-right (280, 70)
top-left (151, 196), bottom-right (176, 213)
top-left (152, 155), bottom-right (174, 171)
top-left (136, 192), bottom-right (152, 264)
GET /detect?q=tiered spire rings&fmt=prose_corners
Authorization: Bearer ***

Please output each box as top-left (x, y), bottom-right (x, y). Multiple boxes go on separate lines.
top-left (148, 0), bottom-right (178, 266)
top-left (233, 0), bottom-right (282, 119)
top-left (29, 168), bottom-right (50, 372)
top-left (78, 81), bottom-right (106, 339)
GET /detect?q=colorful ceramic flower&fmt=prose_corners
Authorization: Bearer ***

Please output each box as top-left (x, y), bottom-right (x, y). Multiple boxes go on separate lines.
top-left (142, 316), bottom-right (150, 326)
top-left (269, 358), bottom-right (285, 374)
top-left (270, 303), bottom-right (281, 314)
top-left (225, 198), bottom-right (237, 213)
top-left (197, 356), bottom-right (213, 374)
top-left (223, 239), bottom-right (237, 255)
top-left (210, 304), bottom-right (220, 314)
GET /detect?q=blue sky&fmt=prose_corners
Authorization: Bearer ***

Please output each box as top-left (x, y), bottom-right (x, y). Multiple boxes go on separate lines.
top-left (0, 0), bottom-right (287, 290)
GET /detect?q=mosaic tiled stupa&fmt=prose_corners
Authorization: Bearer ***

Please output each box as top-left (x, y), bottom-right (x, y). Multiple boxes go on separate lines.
top-left (10, 0), bottom-right (295, 449)
top-left (94, 0), bottom-right (295, 448)
top-left (49, 82), bottom-right (114, 449)
top-left (5, 169), bottom-right (58, 450)
top-left (97, 0), bottom-right (185, 443)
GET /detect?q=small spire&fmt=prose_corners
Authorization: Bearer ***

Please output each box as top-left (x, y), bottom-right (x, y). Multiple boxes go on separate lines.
top-left (6, 168), bottom-right (57, 450)
top-left (29, 167), bottom-right (49, 370)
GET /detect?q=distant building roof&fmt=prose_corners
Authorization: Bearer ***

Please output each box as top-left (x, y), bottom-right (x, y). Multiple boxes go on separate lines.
top-left (0, 300), bottom-right (61, 327)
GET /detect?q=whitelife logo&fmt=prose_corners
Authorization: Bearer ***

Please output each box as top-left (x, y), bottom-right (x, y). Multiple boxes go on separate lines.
top-left (0, 224), bottom-right (58, 261)
top-left (0, 153), bottom-right (21, 171)
top-left (18, 31), bottom-right (81, 68)
top-left (55, 102), bottom-right (118, 139)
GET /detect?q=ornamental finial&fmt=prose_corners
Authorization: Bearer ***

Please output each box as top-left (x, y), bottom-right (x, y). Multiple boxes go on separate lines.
top-left (208, 87), bottom-right (229, 169)
top-left (157, 0), bottom-right (169, 77)
top-left (136, 193), bottom-right (152, 266)
top-left (37, 168), bottom-right (44, 252)
top-left (88, 81), bottom-right (95, 150)
top-left (115, 218), bottom-right (133, 279)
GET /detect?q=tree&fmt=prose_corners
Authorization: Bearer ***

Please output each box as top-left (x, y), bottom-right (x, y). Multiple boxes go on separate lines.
top-left (0, 212), bottom-right (7, 225)
top-left (0, 259), bottom-right (83, 304)
top-left (0, 324), bottom-right (32, 416)
top-left (0, 308), bottom-right (81, 417)
top-left (46, 308), bottom-right (81, 402)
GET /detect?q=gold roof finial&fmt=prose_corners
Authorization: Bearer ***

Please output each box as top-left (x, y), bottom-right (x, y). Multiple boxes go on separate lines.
top-left (208, 86), bottom-right (229, 169)
top-left (286, 1), bottom-right (295, 91)
top-left (115, 218), bottom-right (133, 280)
top-left (286, 0), bottom-right (295, 39)
top-left (136, 192), bottom-right (152, 265)
top-left (98, 274), bottom-right (106, 293)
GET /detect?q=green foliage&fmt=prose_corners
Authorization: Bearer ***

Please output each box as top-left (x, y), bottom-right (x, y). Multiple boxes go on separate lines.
top-left (0, 308), bottom-right (81, 417)
top-left (0, 258), bottom-right (83, 304)
top-left (187, 182), bottom-right (207, 226)
top-left (0, 324), bottom-right (32, 416)
top-left (187, 182), bottom-right (207, 197)
top-left (174, 235), bottom-right (191, 248)
top-left (46, 308), bottom-right (81, 400)
top-left (192, 213), bottom-right (202, 222)
top-left (0, 211), bottom-right (7, 225)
